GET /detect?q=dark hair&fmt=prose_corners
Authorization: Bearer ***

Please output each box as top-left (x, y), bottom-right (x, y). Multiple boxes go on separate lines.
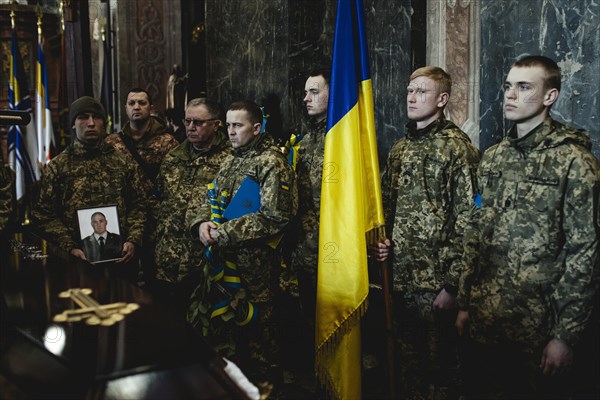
top-left (127, 88), bottom-right (153, 105)
top-left (91, 211), bottom-right (106, 221)
top-left (308, 67), bottom-right (331, 86)
top-left (186, 98), bottom-right (222, 119)
top-left (228, 100), bottom-right (263, 125)
top-left (512, 55), bottom-right (561, 91)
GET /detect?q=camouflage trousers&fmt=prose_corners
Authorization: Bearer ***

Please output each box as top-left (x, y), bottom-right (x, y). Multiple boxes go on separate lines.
top-left (394, 291), bottom-right (462, 400)
top-left (233, 300), bottom-right (283, 398)
top-left (189, 296), bottom-right (283, 393)
top-left (187, 278), bottom-right (284, 397)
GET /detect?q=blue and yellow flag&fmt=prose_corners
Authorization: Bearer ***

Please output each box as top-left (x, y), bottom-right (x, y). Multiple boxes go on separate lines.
top-left (316, 0), bottom-right (385, 398)
top-left (9, 23), bottom-right (41, 200)
top-left (36, 19), bottom-right (55, 164)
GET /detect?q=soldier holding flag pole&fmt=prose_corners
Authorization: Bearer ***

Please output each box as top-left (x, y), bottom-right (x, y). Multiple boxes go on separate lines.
top-left (315, 0), bottom-right (388, 398)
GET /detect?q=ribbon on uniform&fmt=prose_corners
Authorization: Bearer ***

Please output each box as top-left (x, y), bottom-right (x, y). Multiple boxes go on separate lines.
top-left (260, 106), bottom-right (269, 134)
top-left (284, 133), bottom-right (303, 171)
top-left (205, 182), bottom-right (258, 326)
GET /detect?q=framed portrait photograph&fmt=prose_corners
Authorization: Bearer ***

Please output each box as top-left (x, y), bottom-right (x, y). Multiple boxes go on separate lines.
top-left (76, 205), bottom-right (122, 264)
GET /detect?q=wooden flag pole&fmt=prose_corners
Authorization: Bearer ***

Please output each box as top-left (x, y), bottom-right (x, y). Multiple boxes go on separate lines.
top-left (380, 258), bottom-right (396, 399)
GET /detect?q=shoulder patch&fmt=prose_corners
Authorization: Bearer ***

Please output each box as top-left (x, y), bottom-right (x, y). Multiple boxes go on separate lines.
top-left (474, 193), bottom-right (482, 208)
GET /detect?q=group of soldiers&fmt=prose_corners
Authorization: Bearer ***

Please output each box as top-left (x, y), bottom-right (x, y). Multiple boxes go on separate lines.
top-left (0, 54), bottom-right (598, 399)
top-left (369, 56), bottom-right (599, 400)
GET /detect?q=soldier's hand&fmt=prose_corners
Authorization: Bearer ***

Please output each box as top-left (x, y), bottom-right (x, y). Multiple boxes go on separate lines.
top-left (540, 338), bottom-right (573, 376)
top-left (369, 239), bottom-right (391, 261)
top-left (199, 221), bottom-right (218, 246)
top-left (433, 288), bottom-right (456, 311)
top-left (455, 310), bottom-right (469, 336)
top-left (70, 248), bottom-right (87, 261)
top-left (116, 241), bottom-right (135, 263)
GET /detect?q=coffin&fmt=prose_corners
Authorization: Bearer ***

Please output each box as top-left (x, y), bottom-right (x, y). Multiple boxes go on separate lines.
top-left (0, 231), bottom-right (250, 399)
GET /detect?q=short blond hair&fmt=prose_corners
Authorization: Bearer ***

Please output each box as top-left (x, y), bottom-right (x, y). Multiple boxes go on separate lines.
top-left (409, 66), bottom-right (452, 96)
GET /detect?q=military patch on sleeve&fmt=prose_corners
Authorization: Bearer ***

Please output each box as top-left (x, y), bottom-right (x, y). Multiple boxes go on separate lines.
top-left (474, 193), bottom-right (482, 208)
top-left (277, 180), bottom-right (292, 211)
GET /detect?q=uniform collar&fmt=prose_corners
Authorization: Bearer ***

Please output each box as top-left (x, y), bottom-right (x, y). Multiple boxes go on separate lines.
top-left (71, 138), bottom-right (113, 157)
top-left (233, 132), bottom-right (274, 157)
top-left (405, 117), bottom-right (446, 140)
top-left (507, 117), bottom-right (551, 152)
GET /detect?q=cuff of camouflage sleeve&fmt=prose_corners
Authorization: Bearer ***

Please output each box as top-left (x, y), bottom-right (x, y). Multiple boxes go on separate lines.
top-left (444, 283), bottom-right (458, 296)
top-left (189, 222), bottom-right (201, 239)
top-left (455, 295), bottom-right (469, 310)
top-left (63, 240), bottom-right (79, 254)
top-left (552, 328), bottom-right (579, 349)
top-left (214, 227), bottom-right (230, 247)
top-left (125, 238), bottom-right (142, 249)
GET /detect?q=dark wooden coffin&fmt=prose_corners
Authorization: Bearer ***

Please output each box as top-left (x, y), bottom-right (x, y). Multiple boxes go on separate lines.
top-left (0, 231), bottom-right (248, 399)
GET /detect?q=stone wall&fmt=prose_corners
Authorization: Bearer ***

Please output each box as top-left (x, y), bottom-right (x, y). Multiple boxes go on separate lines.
top-left (112, 0), bottom-right (599, 159)
top-left (115, 0), bottom-right (181, 126)
top-left (204, 0), bottom-right (412, 160)
top-left (479, 0), bottom-right (600, 157)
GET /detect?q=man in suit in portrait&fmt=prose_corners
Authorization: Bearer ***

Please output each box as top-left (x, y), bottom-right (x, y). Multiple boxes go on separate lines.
top-left (81, 212), bottom-right (122, 262)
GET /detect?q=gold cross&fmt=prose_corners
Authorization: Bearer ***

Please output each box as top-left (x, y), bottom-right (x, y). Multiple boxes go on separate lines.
top-left (53, 288), bottom-right (139, 326)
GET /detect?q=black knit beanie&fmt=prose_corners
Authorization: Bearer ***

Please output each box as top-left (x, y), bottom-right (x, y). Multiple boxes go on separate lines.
top-left (69, 96), bottom-right (106, 126)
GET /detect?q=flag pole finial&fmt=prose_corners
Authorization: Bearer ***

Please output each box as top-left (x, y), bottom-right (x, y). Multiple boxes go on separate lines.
top-left (10, 1), bottom-right (16, 30)
top-left (59, 0), bottom-right (65, 32)
top-left (36, 4), bottom-right (43, 37)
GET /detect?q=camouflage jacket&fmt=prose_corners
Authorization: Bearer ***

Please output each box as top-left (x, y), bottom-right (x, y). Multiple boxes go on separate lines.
top-left (0, 165), bottom-right (14, 234)
top-left (32, 140), bottom-right (149, 253)
top-left (155, 130), bottom-right (232, 283)
top-left (289, 118), bottom-right (326, 275)
top-left (381, 117), bottom-right (480, 294)
top-left (458, 117), bottom-right (600, 349)
top-left (188, 133), bottom-right (298, 303)
top-left (107, 116), bottom-right (179, 240)
top-left (106, 116), bottom-right (179, 201)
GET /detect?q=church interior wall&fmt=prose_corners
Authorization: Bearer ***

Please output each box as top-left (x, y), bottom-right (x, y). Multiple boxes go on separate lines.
top-left (0, 0), bottom-right (598, 161)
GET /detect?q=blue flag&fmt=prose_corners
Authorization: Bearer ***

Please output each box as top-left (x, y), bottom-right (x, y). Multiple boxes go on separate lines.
top-left (9, 29), bottom-right (40, 200)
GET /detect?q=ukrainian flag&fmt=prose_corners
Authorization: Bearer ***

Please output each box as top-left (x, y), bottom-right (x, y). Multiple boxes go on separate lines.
top-left (9, 26), bottom-right (41, 200)
top-left (315, 0), bottom-right (385, 398)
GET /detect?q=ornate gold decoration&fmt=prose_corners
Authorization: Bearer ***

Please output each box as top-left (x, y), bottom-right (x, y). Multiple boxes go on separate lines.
top-left (53, 288), bottom-right (139, 327)
top-left (135, 0), bottom-right (166, 102)
top-left (191, 23), bottom-right (205, 44)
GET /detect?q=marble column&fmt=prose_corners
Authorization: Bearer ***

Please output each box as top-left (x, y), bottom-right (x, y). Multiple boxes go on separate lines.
top-left (427, 0), bottom-right (481, 148)
top-left (115, 0), bottom-right (182, 126)
top-left (366, 0), bottom-right (413, 161)
top-left (204, 0), bottom-right (412, 161)
top-left (204, 0), bottom-right (290, 142)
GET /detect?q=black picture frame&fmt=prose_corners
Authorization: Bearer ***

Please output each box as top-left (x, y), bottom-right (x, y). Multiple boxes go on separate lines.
top-left (76, 205), bottom-right (122, 264)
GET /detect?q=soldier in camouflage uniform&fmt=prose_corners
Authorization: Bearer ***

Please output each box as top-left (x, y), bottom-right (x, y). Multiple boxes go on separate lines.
top-left (191, 100), bottom-right (297, 395)
top-left (0, 165), bottom-right (14, 235)
top-left (455, 56), bottom-right (600, 399)
top-left (372, 67), bottom-right (481, 399)
top-left (106, 88), bottom-right (179, 281)
top-left (289, 67), bottom-right (329, 334)
top-left (32, 97), bottom-right (149, 279)
top-left (154, 98), bottom-right (232, 314)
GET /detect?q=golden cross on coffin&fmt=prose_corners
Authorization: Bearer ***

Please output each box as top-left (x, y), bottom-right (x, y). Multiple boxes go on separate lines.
top-left (53, 288), bottom-right (139, 327)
